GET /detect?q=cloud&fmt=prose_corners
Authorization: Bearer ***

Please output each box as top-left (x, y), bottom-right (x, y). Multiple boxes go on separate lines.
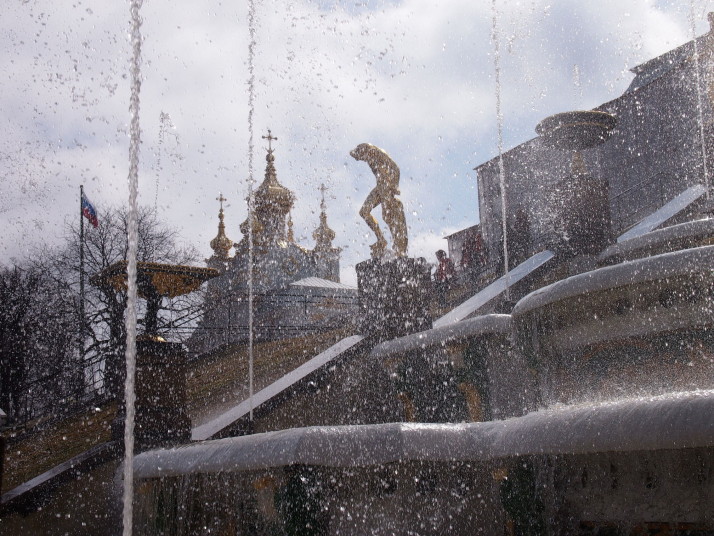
top-left (2, 0), bottom-right (713, 284)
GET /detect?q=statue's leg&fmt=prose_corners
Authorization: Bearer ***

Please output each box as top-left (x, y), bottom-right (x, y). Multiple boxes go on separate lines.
top-left (383, 196), bottom-right (408, 256)
top-left (360, 188), bottom-right (387, 255)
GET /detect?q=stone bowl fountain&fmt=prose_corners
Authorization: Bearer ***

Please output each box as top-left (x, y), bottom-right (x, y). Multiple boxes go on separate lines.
top-left (93, 261), bottom-right (218, 450)
top-left (536, 110), bottom-right (617, 150)
top-left (93, 261), bottom-right (218, 339)
top-left (512, 245), bottom-right (714, 407)
top-left (128, 234), bottom-right (714, 533)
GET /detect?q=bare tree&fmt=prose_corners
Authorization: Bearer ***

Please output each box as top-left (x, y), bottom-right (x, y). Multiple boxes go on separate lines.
top-left (0, 264), bottom-right (78, 423)
top-left (0, 207), bottom-right (204, 424)
top-left (45, 206), bottom-right (202, 399)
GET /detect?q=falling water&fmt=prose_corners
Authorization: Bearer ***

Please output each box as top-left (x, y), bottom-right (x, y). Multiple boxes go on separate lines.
top-left (690, 1), bottom-right (711, 201)
top-left (572, 64), bottom-right (583, 104)
top-left (154, 111), bottom-right (171, 209)
top-left (491, 0), bottom-right (510, 296)
top-left (246, 0), bottom-right (257, 422)
top-left (122, 0), bottom-right (143, 534)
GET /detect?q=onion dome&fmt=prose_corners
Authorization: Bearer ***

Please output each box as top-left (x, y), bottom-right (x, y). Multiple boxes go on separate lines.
top-left (255, 147), bottom-right (294, 213)
top-left (210, 195), bottom-right (233, 260)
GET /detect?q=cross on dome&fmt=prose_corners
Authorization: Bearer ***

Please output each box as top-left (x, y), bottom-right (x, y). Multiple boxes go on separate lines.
top-left (319, 183), bottom-right (328, 210)
top-left (262, 129), bottom-right (278, 153)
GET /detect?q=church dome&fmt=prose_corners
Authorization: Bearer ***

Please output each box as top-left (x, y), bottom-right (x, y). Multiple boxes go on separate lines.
top-left (209, 195), bottom-right (233, 261)
top-left (210, 209), bottom-right (233, 259)
top-left (255, 149), bottom-right (294, 213)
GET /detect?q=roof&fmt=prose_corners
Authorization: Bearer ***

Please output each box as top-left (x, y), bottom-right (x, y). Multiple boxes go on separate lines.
top-left (290, 276), bottom-right (357, 290)
top-left (443, 224), bottom-right (480, 240)
top-left (625, 39), bottom-right (694, 94)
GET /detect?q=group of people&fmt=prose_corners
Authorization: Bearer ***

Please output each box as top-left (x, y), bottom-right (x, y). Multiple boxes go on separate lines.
top-left (433, 232), bottom-right (488, 306)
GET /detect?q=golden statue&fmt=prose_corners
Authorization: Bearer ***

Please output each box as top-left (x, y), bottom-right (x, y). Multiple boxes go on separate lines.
top-left (350, 143), bottom-right (408, 257)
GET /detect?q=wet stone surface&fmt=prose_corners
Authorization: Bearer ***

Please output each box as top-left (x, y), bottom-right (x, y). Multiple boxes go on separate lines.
top-left (356, 257), bottom-right (432, 343)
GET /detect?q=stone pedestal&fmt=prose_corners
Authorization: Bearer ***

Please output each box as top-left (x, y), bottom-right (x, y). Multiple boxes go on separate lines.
top-left (562, 174), bottom-right (612, 256)
top-left (356, 257), bottom-right (432, 342)
top-left (113, 340), bottom-right (191, 452)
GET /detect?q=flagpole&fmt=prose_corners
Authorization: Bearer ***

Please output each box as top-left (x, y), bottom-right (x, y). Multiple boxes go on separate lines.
top-left (79, 185), bottom-right (86, 399)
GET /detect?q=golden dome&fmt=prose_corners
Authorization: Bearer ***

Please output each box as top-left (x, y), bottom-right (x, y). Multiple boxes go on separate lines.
top-left (255, 148), bottom-right (294, 212)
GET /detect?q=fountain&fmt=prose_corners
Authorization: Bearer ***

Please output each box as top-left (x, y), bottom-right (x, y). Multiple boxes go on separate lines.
top-left (127, 109), bottom-right (714, 533)
top-left (536, 110), bottom-right (617, 259)
top-left (122, 11), bottom-right (714, 522)
top-left (93, 261), bottom-right (218, 451)
top-left (4, 6), bottom-right (714, 536)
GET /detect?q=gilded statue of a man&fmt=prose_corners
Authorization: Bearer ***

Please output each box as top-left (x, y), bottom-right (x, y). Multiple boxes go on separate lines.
top-left (350, 143), bottom-right (408, 258)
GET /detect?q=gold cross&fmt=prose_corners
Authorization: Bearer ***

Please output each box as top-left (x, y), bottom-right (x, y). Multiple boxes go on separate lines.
top-left (319, 183), bottom-right (328, 210)
top-left (262, 129), bottom-right (278, 152)
top-left (216, 193), bottom-right (227, 210)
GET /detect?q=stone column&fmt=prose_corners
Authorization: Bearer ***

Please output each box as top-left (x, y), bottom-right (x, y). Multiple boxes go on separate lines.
top-left (561, 172), bottom-right (612, 257)
top-left (134, 339), bottom-right (191, 451)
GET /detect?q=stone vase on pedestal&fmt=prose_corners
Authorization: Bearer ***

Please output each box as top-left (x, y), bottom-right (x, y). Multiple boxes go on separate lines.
top-left (93, 261), bottom-right (217, 450)
top-left (536, 110), bottom-right (617, 259)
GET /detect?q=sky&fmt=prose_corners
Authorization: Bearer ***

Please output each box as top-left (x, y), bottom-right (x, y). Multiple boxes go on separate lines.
top-left (1, 0), bottom-right (713, 286)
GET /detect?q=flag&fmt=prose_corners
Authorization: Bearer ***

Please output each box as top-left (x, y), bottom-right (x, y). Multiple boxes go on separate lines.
top-left (81, 192), bottom-right (99, 228)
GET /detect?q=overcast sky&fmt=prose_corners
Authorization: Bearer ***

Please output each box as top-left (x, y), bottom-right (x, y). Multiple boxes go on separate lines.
top-left (2, 0), bottom-right (713, 285)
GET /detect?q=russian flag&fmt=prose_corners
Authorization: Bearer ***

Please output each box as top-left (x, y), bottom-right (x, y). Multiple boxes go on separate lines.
top-left (81, 192), bottom-right (99, 228)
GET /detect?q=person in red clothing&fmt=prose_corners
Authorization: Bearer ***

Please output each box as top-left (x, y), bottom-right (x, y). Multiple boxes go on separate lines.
top-left (434, 249), bottom-right (456, 305)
